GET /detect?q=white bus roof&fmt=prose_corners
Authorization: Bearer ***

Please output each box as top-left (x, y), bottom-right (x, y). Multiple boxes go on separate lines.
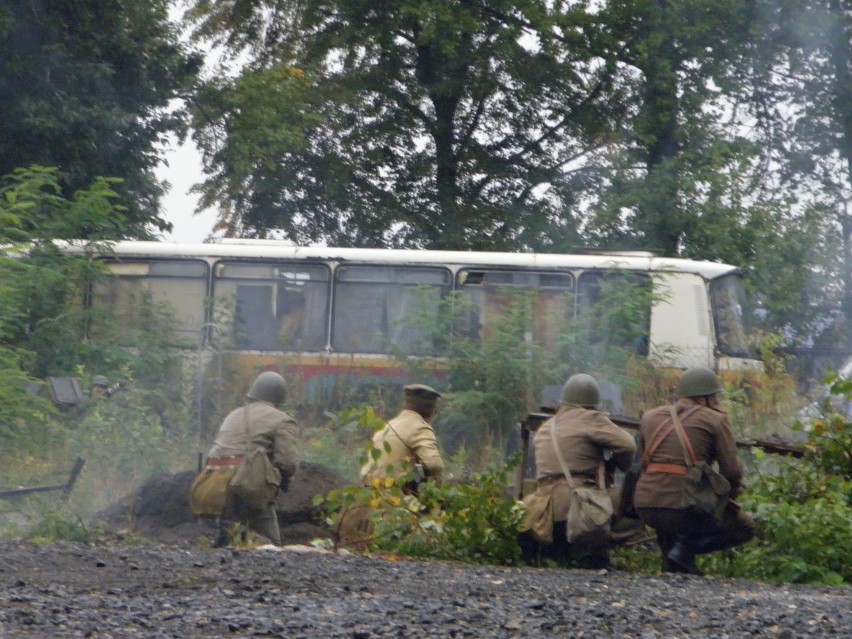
top-left (64, 240), bottom-right (742, 280)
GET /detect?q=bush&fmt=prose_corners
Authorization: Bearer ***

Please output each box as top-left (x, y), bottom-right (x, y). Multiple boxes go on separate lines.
top-left (317, 458), bottom-right (525, 566)
top-left (705, 374), bottom-right (852, 585)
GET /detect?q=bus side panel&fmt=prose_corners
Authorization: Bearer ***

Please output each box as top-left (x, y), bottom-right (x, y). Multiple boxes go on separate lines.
top-left (649, 272), bottom-right (714, 369)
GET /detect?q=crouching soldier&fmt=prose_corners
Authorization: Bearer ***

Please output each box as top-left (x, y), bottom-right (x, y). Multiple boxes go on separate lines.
top-left (634, 367), bottom-right (756, 575)
top-left (337, 384), bottom-right (444, 548)
top-left (519, 373), bottom-right (637, 569)
top-left (190, 371), bottom-right (299, 547)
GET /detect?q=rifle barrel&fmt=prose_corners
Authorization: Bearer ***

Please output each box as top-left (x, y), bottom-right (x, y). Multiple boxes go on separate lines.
top-left (599, 414), bottom-right (804, 457)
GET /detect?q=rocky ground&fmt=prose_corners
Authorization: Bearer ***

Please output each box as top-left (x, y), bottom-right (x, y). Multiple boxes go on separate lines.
top-left (0, 540), bottom-right (849, 638)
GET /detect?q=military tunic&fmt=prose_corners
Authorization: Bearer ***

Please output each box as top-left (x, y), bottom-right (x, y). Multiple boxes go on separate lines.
top-left (360, 409), bottom-right (444, 485)
top-left (533, 405), bottom-right (636, 521)
top-left (208, 401), bottom-right (299, 481)
top-left (633, 397), bottom-right (743, 510)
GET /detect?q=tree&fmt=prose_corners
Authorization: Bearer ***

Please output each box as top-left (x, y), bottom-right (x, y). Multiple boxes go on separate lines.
top-left (0, 0), bottom-right (201, 237)
top-left (746, 0), bottom-right (851, 349)
top-left (586, 0), bottom-right (756, 255)
top-left (0, 166), bottom-right (125, 377)
top-left (0, 167), bottom-right (126, 442)
top-left (186, 0), bottom-right (627, 250)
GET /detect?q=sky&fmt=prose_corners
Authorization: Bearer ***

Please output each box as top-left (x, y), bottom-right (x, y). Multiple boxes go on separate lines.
top-left (155, 137), bottom-right (220, 244)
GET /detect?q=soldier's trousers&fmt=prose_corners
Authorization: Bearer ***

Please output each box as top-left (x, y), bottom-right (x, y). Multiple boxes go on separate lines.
top-left (216, 496), bottom-right (281, 546)
top-left (636, 506), bottom-right (756, 560)
top-left (518, 521), bottom-right (612, 570)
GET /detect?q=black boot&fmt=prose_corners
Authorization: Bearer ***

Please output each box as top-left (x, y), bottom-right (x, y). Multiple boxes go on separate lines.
top-left (212, 525), bottom-right (230, 549)
top-left (666, 541), bottom-right (703, 576)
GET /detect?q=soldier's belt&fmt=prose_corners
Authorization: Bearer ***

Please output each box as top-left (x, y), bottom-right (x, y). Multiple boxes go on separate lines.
top-left (645, 463), bottom-right (687, 475)
top-left (537, 473), bottom-right (597, 486)
top-left (207, 456), bottom-right (245, 468)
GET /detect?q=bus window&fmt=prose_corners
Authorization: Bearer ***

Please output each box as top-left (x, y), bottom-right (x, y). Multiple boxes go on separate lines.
top-left (457, 270), bottom-right (575, 350)
top-left (213, 261), bottom-right (330, 351)
top-left (576, 271), bottom-right (651, 354)
top-left (332, 265), bottom-right (452, 355)
top-left (91, 259), bottom-right (208, 345)
top-left (710, 273), bottom-right (751, 358)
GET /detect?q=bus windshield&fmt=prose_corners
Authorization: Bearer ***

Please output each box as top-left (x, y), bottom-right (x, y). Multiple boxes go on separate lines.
top-left (709, 273), bottom-right (751, 358)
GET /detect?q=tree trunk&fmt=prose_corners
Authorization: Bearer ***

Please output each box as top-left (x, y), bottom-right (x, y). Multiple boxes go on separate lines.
top-left (638, 0), bottom-right (681, 256)
top-left (828, 0), bottom-right (852, 348)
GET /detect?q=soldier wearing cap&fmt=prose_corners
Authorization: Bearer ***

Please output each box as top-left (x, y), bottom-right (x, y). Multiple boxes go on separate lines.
top-left (204, 371), bottom-right (299, 546)
top-left (519, 373), bottom-right (636, 569)
top-left (634, 367), bottom-right (756, 575)
top-left (360, 383), bottom-right (445, 489)
top-left (338, 384), bottom-right (445, 549)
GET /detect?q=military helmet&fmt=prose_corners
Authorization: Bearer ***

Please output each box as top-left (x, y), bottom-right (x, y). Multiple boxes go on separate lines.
top-left (247, 371), bottom-right (287, 405)
top-left (92, 375), bottom-right (109, 387)
top-left (676, 367), bottom-right (724, 398)
top-left (560, 373), bottom-right (600, 408)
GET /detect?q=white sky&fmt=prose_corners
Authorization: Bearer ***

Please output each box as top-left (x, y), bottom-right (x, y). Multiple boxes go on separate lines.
top-left (155, 136), bottom-right (220, 244)
top-left (156, 1), bottom-right (222, 245)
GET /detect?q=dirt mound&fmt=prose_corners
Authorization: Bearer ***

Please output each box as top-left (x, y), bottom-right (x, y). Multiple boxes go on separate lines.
top-left (94, 461), bottom-right (347, 546)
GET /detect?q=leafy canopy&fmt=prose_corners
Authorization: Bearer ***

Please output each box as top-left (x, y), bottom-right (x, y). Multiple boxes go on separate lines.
top-left (187, 0), bottom-right (627, 249)
top-left (0, 0), bottom-right (201, 237)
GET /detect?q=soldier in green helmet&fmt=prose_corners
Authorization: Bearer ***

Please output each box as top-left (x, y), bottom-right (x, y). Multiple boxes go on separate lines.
top-left (90, 375), bottom-right (110, 398)
top-left (203, 371), bottom-right (300, 546)
top-left (634, 367), bottom-right (756, 575)
top-left (518, 373), bottom-right (636, 569)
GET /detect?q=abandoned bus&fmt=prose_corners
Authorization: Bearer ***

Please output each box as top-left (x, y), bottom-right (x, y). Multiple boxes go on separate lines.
top-left (78, 240), bottom-right (756, 406)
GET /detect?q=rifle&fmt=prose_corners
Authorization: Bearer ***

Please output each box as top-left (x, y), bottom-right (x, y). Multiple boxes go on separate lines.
top-left (607, 414), bottom-right (805, 458)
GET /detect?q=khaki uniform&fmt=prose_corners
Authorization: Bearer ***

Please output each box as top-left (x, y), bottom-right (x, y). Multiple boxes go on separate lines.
top-left (634, 398), bottom-right (755, 567)
top-left (534, 406), bottom-right (636, 521)
top-left (207, 400), bottom-right (299, 545)
top-left (340, 409), bottom-right (443, 550)
top-left (634, 398), bottom-right (743, 509)
top-left (360, 409), bottom-right (444, 485)
top-left (520, 406), bottom-right (637, 568)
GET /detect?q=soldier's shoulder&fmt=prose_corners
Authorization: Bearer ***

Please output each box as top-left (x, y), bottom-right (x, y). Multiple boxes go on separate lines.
top-left (695, 405), bottom-right (730, 427)
top-left (640, 403), bottom-right (669, 421)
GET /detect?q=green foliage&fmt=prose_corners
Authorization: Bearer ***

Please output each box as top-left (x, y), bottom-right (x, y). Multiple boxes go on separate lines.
top-left (710, 488), bottom-right (850, 585)
top-left (317, 459), bottom-right (525, 566)
top-left (704, 377), bottom-right (852, 585)
top-left (24, 510), bottom-right (92, 545)
top-left (187, 0), bottom-right (622, 249)
top-left (302, 405), bottom-right (388, 483)
top-left (397, 271), bottom-right (661, 464)
top-left (0, 168), bottom-right (123, 445)
top-left (0, 168), bottom-right (203, 536)
top-left (0, 1), bottom-right (201, 235)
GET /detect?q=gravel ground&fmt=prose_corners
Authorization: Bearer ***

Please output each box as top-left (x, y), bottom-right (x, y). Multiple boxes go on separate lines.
top-left (0, 540), bottom-right (848, 638)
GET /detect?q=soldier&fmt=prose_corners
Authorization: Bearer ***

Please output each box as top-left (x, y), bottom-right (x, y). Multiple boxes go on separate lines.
top-left (91, 375), bottom-right (110, 398)
top-left (338, 384), bottom-right (444, 549)
top-left (205, 371), bottom-right (299, 546)
top-left (519, 373), bottom-right (637, 569)
top-left (634, 367), bottom-right (756, 575)
top-left (360, 384), bottom-right (444, 490)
